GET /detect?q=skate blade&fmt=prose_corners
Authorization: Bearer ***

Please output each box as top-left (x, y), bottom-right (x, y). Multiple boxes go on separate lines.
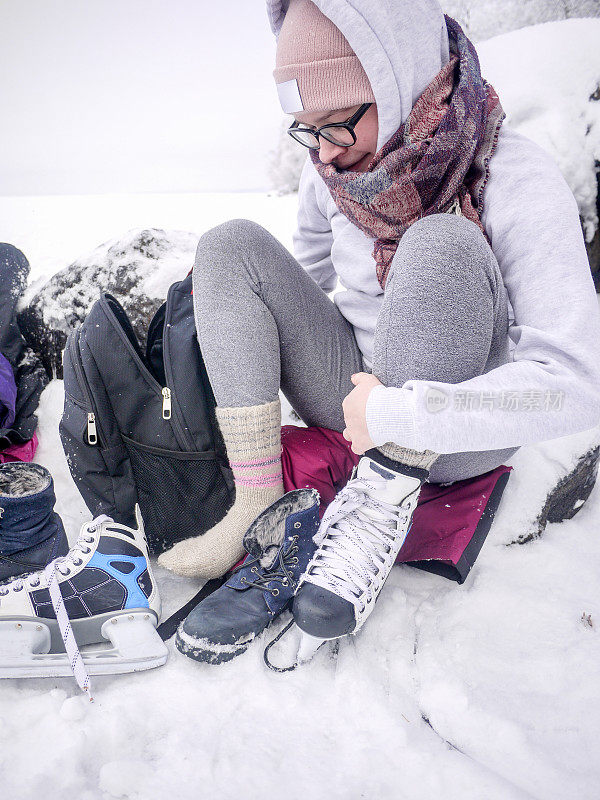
top-left (263, 620), bottom-right (329, 673)
top-left (296, 631), bottom-right (328, 664)
top-left (0, 612), bottom-right (168, 679)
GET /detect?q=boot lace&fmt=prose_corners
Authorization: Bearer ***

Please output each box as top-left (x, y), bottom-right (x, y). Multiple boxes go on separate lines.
top-left (304, 477), bottom-right (418, 613)
top-left (236, 536), bottom-right (299, 597)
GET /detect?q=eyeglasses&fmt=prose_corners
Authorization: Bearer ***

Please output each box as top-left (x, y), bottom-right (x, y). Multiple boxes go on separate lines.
top-left (287, 103), bottom-right (372, 150)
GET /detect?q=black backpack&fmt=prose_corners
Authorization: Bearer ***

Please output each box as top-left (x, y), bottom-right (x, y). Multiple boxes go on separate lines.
top-left (59, 273), bottom-right (235, 555)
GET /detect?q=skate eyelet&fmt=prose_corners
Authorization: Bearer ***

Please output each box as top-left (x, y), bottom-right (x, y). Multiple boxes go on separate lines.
top-left (73, 559), bottom-right (83, 566)
top-left (13, 585), bottom-right (23, 592)
top-left (281, 579), bottom-right (288, 587)
top-left (84, 536), bottom-right (94, 544)
top-left (0, 589), bottom-right (8, 596)
top-left (31, 579), bottom-right (40, 588)
top-left (251, 567), bottom-right (258, 573)
top-left (294, 522), bottom-right (301, 529)
top-left (82, 547), bottom-right (91, 554)
top-left (271, 588), bottom-right (279, 596)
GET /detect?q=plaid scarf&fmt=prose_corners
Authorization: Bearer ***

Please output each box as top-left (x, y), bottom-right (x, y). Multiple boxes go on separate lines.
top-left (310, 16), bottom-right (505, 289)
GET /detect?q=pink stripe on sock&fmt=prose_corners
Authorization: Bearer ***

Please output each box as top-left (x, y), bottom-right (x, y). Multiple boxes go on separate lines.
top-left (234, 471), bottom-right (282, 482)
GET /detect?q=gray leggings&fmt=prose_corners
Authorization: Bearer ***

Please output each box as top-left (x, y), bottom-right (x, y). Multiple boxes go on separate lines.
top-left (192, 214), bottom-right (519, 484)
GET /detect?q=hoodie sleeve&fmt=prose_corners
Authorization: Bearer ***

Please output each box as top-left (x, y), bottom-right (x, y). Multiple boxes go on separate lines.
top-left (292, 157), bottom-right (338, 293)
top-left (365, 127), bottom-right (600, 454)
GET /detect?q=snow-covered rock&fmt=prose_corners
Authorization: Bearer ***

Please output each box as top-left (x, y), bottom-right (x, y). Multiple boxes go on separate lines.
top-left (441, 0), bottom-right (600, 42)
top-left (498, 426), bottom-right (600, 544)
top-left (268, 117), bottom-right (309, 196)
top-left (477, 19), bottom-right (600, 288)
top-left (18, 228), bottom-right (198, 377)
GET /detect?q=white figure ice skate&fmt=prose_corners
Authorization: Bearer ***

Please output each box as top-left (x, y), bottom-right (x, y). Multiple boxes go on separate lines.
top-left (0, 506), bottom-right (167, 698)
top-left (264, 452), bottom-right (428, 671)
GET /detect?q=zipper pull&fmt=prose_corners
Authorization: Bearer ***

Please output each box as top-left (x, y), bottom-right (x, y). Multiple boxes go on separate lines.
top-left (162, 387), bottom-right (172, 420)
top-left (87, 413), bottom-right (98, 445)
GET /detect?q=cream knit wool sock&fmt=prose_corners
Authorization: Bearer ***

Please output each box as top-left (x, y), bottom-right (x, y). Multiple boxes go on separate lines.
top-left (158, 399), bottom-right (284, 579)
top-left (377, 442), bottom-right (439, 472)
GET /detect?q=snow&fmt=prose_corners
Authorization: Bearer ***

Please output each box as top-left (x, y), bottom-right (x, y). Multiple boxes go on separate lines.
top-left (441, 0), bottom-right (600, 42)
top-left (1, 189), bottom-right (599, 799)
top-left (5, 380), bottom-right (600, 800)
top-left (477, 19), bottom-right (600, 243)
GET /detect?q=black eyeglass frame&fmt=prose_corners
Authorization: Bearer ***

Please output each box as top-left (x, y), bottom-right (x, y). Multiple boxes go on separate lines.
top-left (287, 103), bottom-right (373, 150)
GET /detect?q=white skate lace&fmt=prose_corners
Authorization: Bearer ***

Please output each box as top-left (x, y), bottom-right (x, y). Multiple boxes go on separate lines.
top-left (0, 515), bottom-right (113, 700)
top-left (49, 515), bottom-right (115, 700)
top-left (305, 479), bottom-right (415, 613)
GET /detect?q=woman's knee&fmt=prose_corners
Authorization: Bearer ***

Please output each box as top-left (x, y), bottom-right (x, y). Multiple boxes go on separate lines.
top-left (196, 218), bottom-right (270, 260)
top-left (404, 213), bottom-right (488, 251)
top-left (0, 242), bottom-right (29, 271)
top-left (399, 214), bottom-right (494, 268)
top-left (193, 218), bottom-right (273, 286)
top-left (390, 213), bottom-right (501, 298)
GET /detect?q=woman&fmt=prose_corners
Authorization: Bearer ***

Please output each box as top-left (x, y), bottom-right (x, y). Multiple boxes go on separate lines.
top-left (159, 0), bottom-right (600, 644)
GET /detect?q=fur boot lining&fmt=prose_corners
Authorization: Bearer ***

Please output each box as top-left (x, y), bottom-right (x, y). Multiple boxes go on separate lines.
top-left (0, 463), bottom-right (52, 497)
top-left (243, 488), bottom-right (319, 561)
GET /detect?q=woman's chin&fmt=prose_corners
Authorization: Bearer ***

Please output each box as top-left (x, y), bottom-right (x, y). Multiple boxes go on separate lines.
top-left (340, 152), bottom-right (373, 172)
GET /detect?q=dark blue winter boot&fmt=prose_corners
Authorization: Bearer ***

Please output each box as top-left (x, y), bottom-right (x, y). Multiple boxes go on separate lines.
top-left (175, 488), bottom-right (320, 664)
top-left (0, 463), bottom-right (69, 582)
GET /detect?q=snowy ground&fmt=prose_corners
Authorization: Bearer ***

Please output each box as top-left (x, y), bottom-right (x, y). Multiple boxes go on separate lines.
top-left (1, 193), bottom-right (600, 800)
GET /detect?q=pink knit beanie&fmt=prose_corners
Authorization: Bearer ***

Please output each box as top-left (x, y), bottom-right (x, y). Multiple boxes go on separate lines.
top-left (273, 0), bottom-right (375, 115)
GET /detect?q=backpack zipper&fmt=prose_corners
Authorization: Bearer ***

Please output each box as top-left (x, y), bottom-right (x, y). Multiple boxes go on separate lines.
top-left (100, 296), bottom-right (192, 451)
top-left (165, 281), bottom-right (223, 460)
top-left (162, 387), bottom-right (172, 419)
top-left (87, 413), bottom-right (98, 445)
top-left (161, 287), bottom-right (196, 450)
top-left (70, 328), bottom-right (105, 447)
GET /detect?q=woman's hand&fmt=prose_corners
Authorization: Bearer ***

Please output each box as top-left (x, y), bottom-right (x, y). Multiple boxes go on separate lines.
top-left (342, 372), bottom-right (383, 455)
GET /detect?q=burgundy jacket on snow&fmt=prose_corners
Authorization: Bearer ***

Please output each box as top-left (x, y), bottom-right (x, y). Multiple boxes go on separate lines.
top-left (280, 425), bottom-right (511, 584)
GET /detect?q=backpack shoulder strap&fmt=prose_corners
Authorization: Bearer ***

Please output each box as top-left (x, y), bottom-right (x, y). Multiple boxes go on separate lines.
top-left (156, 576), bottom-right (226, 641)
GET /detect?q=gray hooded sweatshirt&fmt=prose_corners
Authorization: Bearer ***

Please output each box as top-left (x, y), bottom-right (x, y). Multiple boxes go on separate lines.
top-left (267, 0), bottom-right (600, 455)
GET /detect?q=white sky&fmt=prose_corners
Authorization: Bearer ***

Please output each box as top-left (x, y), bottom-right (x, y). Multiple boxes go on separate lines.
top-left (0, 0), bottom-right (282, 194)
